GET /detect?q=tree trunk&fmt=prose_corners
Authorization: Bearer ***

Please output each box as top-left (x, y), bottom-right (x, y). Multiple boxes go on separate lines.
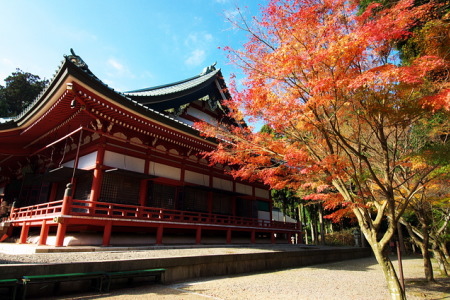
top-left (400, 218), bottom-right (435, 281)
top-left (419, 243), bottom-right (434, 281)
top-left (358, 219), bottom-right (405, 300)
top-left (298, 204), bottom-right (304, 244)
top-left (432, 247), bottom-right (449, 276)
top-left (419, 228), bottom-right (434, 281)
top-left (439, 241), bottom-right (450, 260)
top-left (372, 245), bottom-right (406, 300)
top-left (311, 219), bottom-right (317, 244)
top-left (318, 205), bottom-right (325, 245)
top-left (310, 205), bottom-right (318, 244)
top-left (397, 222), bottom-right (406, 254)
top-left (304, 227), bottom-right (309, 245)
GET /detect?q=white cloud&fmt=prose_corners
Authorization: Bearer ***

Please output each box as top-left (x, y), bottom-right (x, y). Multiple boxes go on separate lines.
top-left (140, 70), bottom-right (155, 81)
top-left (185, 49), bottom-right (206, 66)
top-left (105, 58), bottom-right (134, 79)
top-left (185, 32), bottom-right (213, 48)
top-left (107, 58), bottom-right (125, 72)
top-left (204, 33), bottom-right (213, 42)
top-left (183, 32), bottom-right (214, 67)
top-left (224, 8), bottom-right (240, 22)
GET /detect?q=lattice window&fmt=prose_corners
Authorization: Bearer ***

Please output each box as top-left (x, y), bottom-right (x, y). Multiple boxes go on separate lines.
top-left (236, 197), bottom-right (257, 218)
top-left (55, 182), bottom-right (66, 201)
top-left (17, 174), bottom-right (50, 207)
top-left (212, 191), bottom-right (232, 215)
top-left (183, 186), bottom-right (208, 212)
top-left (99, 172), bottom-right (140, 205)
top-left (147, 182), bottom-right (177, 209)
top-left (74, 171), bottom-right (93, 200)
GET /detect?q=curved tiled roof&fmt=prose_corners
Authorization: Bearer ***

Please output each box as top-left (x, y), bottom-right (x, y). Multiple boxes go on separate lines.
top-left (123, 65), bottom-right (224, 112)
top-left (3, 50), bottom-right (226, 135)
top-left (125, 68), bottom-right (220, 97)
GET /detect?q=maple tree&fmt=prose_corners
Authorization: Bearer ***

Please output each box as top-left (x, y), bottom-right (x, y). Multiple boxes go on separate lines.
top-left (196, 0), bottom-right (450, 299)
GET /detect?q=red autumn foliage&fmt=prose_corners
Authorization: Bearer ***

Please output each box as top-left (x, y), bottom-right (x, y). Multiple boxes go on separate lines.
top-left (196, 1), bottom-right (449, 298)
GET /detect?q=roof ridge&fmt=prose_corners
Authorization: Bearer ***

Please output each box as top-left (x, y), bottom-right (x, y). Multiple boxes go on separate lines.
top-left (125, 74), bottom-right (202, 94)
top-left (124, 64), bottom-right (220, 94)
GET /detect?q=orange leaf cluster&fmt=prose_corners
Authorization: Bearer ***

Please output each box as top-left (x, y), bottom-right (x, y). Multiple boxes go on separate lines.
top-left (196, 0), bottom-right (450, 223)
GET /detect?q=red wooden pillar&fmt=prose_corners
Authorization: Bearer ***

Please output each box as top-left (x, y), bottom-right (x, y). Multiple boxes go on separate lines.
top-left (60, 183), bottom-right (73, 215)
top-left (90, 143), bottom-right (105, 203)
top-left (226, 229), bottom-right (232, 244)
top-left (196, 226), bottom-right (202, 244)
top-left (19, 222), bottom-right (30, 244)
top-left (156, 225), bottom-right (164, 244)
top-left (208, 170), bottom-right (213, 214)
top-left (231, 197), bottom-right (236, 216)
top-left (271, 232), bottom-right (276, 244)
top-left (251, 230), bottom-right (256, 244)
top-left (55, 223), bottom-right (67, 247)
top-left (269, 193), bottom-right (273, 220)
top-left (38, 219), bottom-right (50, 246)
top-left (139, 180), bottom-right (147, 207)
top-left (298, 227), bottom-right (304, 244)
top-left (49, 183), bottom-right (58, 202)
top-left (55, 183), bottom-right (73, 247)
top-left (231, 182), bottom-right (237, 217)
top-left (207, 192), bottom-right (213, 214)
top-left (139, 152), bottom-right (150, 207)
top-left (180, 159), bottom-right (185, 184)
top-left (102, 221), bottom-right (113, 246)
top-left (0, 225), bottom-right (13, 242)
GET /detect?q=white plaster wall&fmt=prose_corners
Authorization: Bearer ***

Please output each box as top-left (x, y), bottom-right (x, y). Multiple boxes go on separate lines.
top-left (255, 187), bottom-right (270, 200)
top-left (149, 162), bottom-right (181, 181)
top-left (103, 151), bottom-right (145, 173)
top-left (258, 210), bottom-right (270, 221)
top-left (186, 107), bottom-right (217, 125)
top-left (63, 151), bottom-right (97, 170)
top-left (236, 183), bottom-right (252, 196)
top-left (185, 170), bottom-right (209, 186)
top-left (272, 210), bottom-right (297, 223)
top-left (213, 177), bottom-right (233, 192)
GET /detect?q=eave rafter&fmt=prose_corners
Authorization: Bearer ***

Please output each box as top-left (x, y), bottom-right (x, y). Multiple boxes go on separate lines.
top-left (73, 83), bottom-right (216, 154)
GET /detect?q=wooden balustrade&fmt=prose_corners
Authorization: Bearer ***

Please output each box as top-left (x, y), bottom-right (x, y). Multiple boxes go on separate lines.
top-left (8, 199), bottom-right (299, 230)
top-left (9, 200), bottom-right (64, 220)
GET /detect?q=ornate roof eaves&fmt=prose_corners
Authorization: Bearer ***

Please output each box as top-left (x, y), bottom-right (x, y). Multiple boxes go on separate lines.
top-left (7, 51), bottom-right (221, 146)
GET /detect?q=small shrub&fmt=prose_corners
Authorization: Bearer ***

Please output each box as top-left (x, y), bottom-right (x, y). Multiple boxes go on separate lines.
top-left (325, 228), bottom-right (357, 246)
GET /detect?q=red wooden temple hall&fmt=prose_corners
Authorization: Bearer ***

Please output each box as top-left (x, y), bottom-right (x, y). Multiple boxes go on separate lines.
top-left (0, 50), bottom-right (300, 247)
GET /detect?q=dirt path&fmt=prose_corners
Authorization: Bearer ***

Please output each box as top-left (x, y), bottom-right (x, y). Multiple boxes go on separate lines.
top-left (35, 256), bottom-right (449, 300)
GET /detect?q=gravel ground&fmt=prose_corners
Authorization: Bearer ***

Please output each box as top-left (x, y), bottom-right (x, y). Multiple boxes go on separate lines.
top-left (1, 244), bottom-right (449, 300)
top-left (0, 244), bottom-right (305, 264)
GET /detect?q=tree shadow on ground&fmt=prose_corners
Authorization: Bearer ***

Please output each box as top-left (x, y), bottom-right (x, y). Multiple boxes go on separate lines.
top-left (405, 276), bottom-right (450, 300)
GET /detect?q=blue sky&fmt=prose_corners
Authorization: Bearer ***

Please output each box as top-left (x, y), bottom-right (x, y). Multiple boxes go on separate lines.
top-left (0, 0), bottom-right (267, 92)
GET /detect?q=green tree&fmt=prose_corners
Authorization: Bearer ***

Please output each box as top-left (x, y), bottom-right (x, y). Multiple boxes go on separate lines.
top-left (0, 69), bottom-right (48, 117)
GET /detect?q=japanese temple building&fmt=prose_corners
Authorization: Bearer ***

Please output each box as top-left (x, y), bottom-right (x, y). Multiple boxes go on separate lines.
top-left (0, 50), bottom-right (300, 247)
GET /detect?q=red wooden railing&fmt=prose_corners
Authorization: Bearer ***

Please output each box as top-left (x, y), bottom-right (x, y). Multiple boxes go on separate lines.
top-left (9, 199), bottom-right (299, 230)
top-left (9, 200), bottom-right (63, 219)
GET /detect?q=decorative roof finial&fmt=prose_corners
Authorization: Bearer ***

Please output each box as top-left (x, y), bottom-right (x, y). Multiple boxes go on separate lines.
top-left (200, 62), bottom-right (217, 75)
top-left (66, 48), bottom-right (89, 71)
